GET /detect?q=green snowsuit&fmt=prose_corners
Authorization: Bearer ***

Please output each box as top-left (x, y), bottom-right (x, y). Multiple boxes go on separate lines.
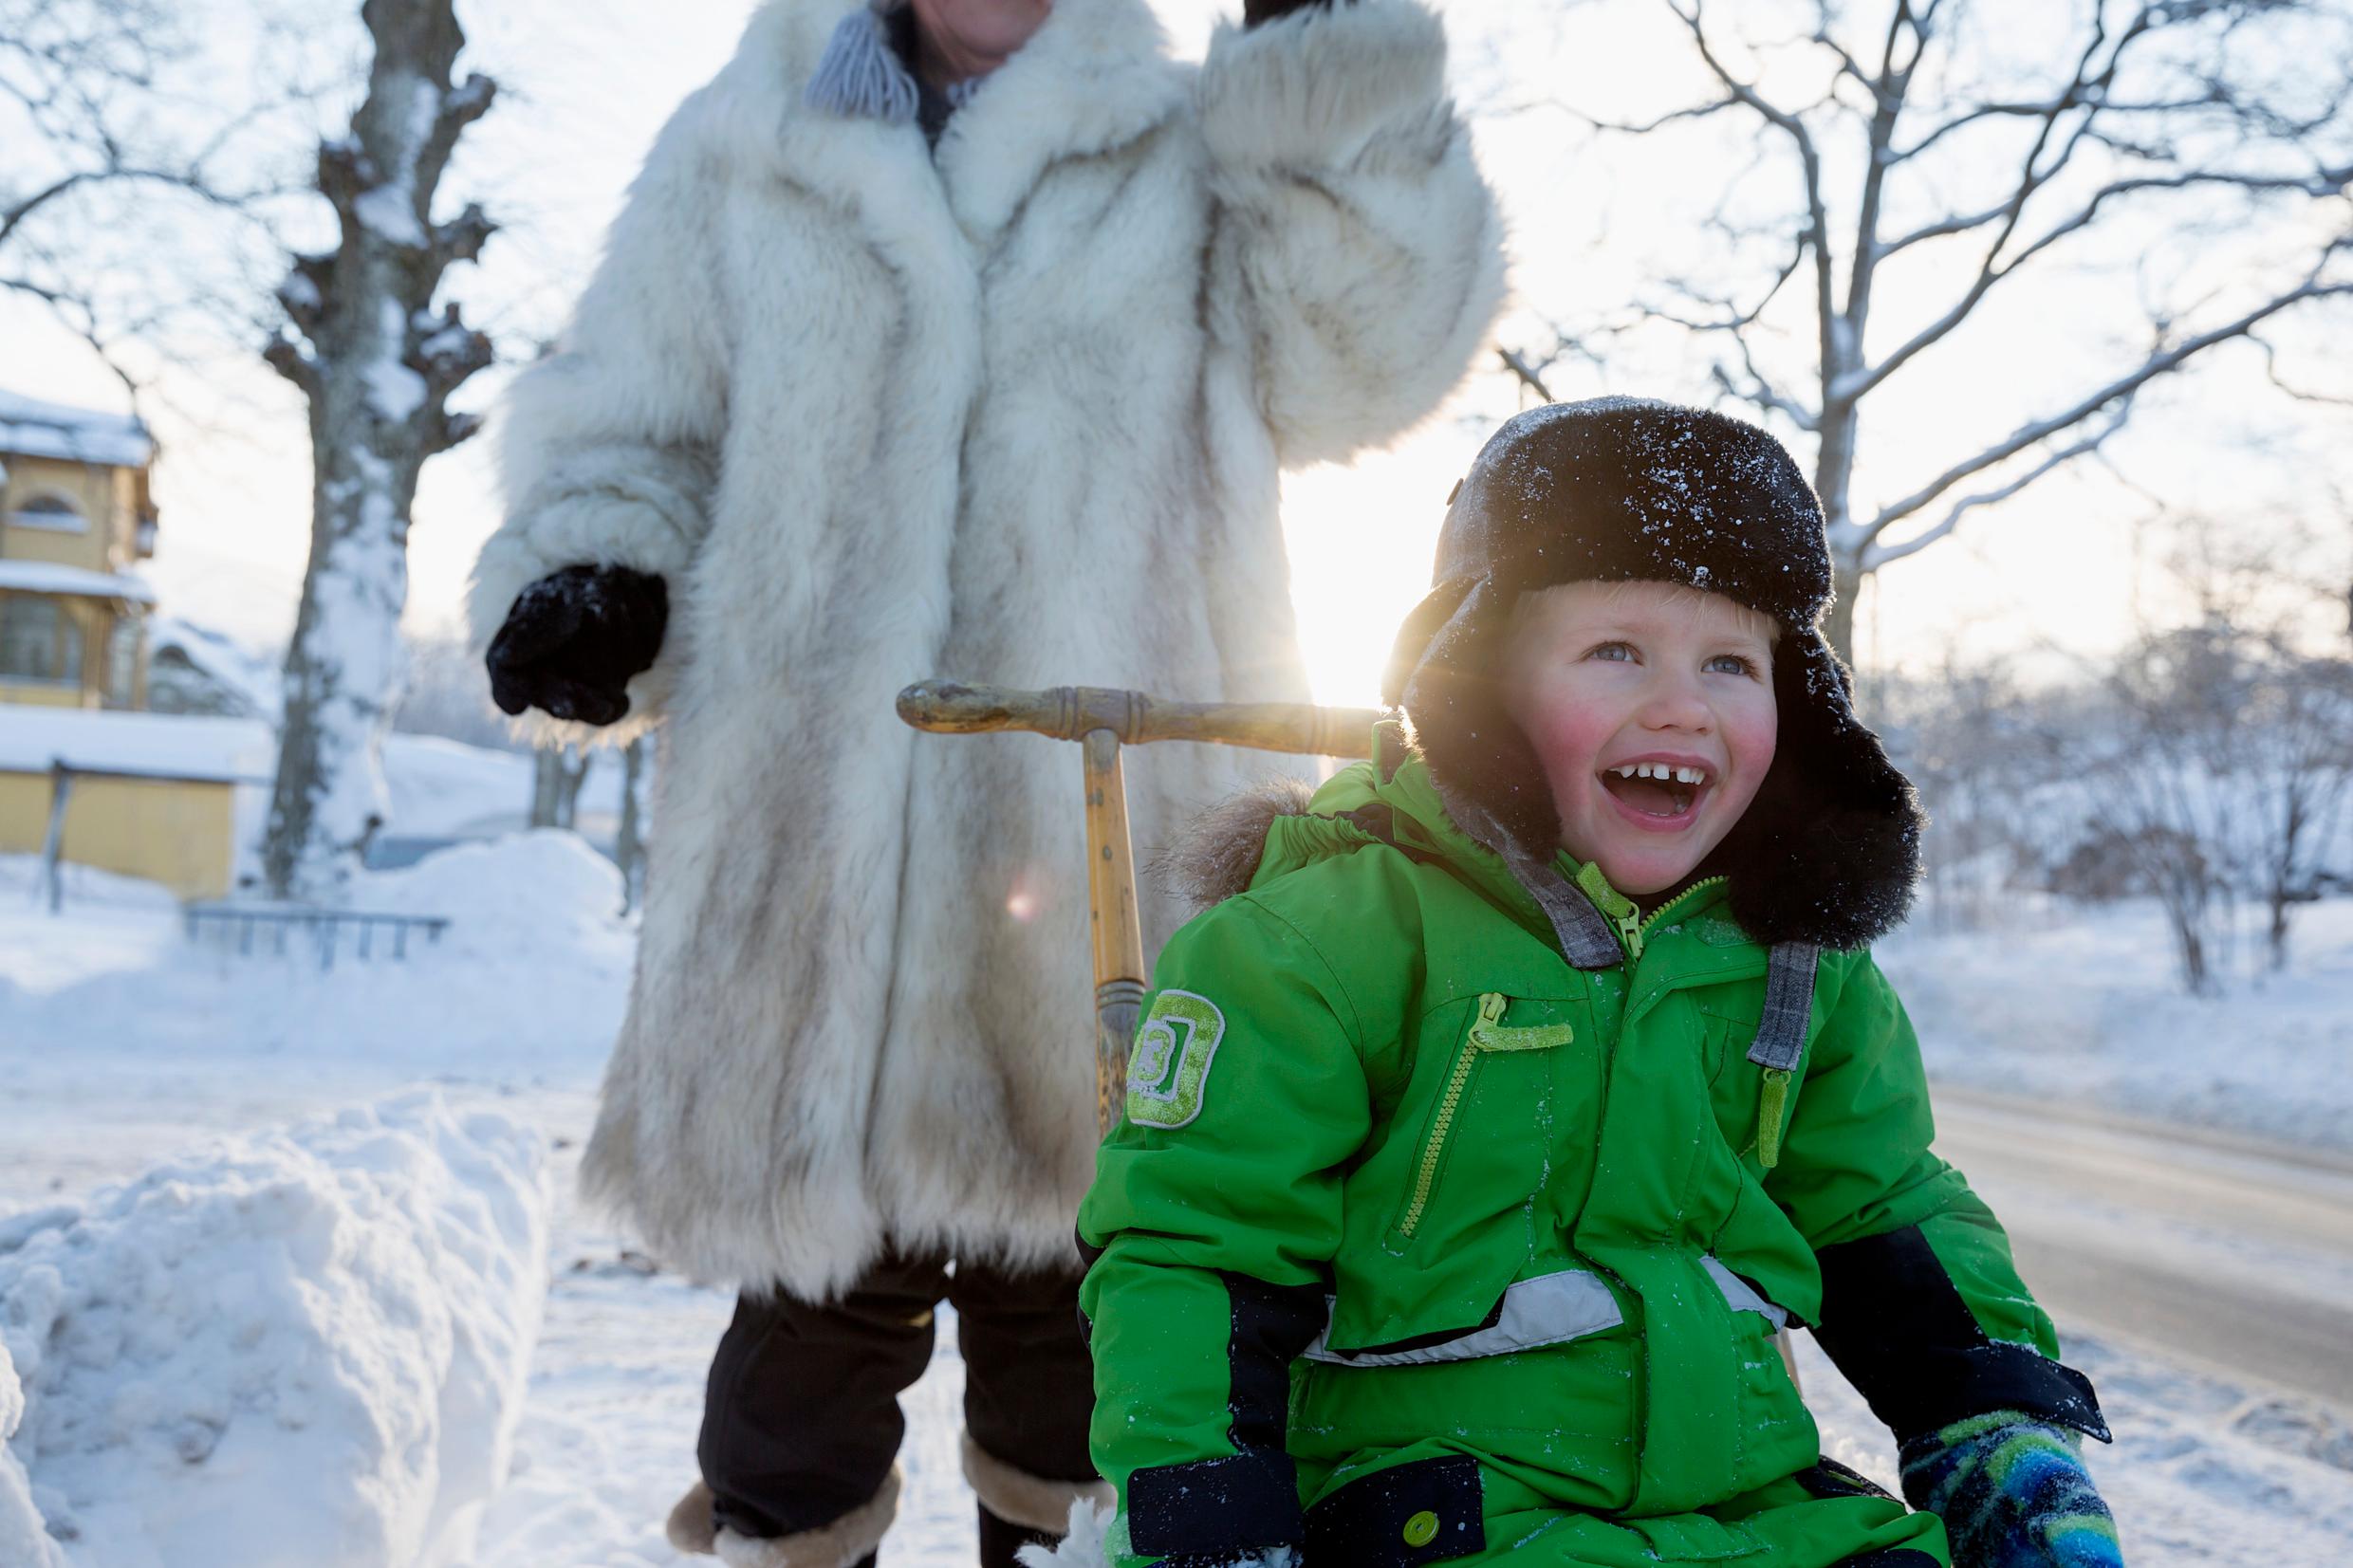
top-left (1077, 742), bottom-right (2103, 1568)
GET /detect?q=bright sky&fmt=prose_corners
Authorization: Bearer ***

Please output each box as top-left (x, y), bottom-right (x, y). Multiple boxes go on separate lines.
top-left (7, 0), bottom-right (2347, 710)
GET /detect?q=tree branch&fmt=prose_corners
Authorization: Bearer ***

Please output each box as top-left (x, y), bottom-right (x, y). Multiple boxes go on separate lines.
top-left (2252, 333), bottom-right (2353, 408)
top-left (1863, 397), bottom-right (2135, 570)
top-left (1498, 345), bottom-right (1556, 402)
top-left (1868, 274), bottom-right (2353, 539)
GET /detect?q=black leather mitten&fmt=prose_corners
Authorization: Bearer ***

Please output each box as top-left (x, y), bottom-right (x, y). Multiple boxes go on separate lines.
top-left (485, 563), bottom-right (669, 726)
top-left (1243, 0), bottom-right (1342, 27)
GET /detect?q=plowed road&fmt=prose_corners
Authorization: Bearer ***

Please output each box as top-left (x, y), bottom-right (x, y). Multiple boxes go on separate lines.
top-left (1931, 1087), bottom-right (2353, 1409)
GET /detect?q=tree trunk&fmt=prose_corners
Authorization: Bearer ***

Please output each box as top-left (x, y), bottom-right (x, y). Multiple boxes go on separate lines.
top-left (530, 747), bottom-right (590, 830)
top-left (1813, 397), bottom-right (1865, 674)
top-left (616, 735), bottom-right (649, 913)
top-left (1823, 560), bottom-right (1862, 678)
top-left (259, 0), bottom-right (495, 900)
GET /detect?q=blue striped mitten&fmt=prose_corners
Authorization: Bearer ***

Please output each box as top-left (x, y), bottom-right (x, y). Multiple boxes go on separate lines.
top-left (1898, 1411), bottom-right (2122, 1567)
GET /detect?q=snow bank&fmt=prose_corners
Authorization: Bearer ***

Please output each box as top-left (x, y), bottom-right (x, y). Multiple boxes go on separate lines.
top-left (0, 832), bottom-right (635, 1073)
top-left (1, 1343), bottom-right (67, 1568)
top-left (0, 1094), bottom-right (552, 1568)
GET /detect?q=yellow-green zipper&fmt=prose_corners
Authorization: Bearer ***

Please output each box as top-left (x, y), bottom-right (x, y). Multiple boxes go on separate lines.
top-left (1396, 993), bottom-right (1573, 1240)
top-left (1636, 875), bottom-right (1730, 949)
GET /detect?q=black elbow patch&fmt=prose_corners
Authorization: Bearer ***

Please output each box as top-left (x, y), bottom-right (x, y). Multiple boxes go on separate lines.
top-left (1221, 1269), bottom-right (1326, 1452)
top-left (1812, 1226), bottom-right (2109, 1446)
top-left (1074, 1228), bottom-right (1105, 1347)
top-left (1123, 1271), bottom-right (1325, 1559)
top-left (1127, 1449), bottom-right (1303, 1561)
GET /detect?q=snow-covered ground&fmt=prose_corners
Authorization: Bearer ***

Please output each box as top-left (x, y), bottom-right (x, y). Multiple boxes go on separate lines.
top-left (1881, 896), bottom-right (2353, 1154)
top-left (4, 847), bottom-right (2350, 1565)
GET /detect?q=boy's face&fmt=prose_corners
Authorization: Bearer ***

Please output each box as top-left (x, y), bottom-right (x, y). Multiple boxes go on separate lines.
top-left (1498, 581), bottom-right (1779, 897)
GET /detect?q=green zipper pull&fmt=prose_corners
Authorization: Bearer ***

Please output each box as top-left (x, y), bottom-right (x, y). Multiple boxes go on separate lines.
top-left (1573, 861), bottom-right (1644, 959)
top-left (1755, 1068), bottom-right (1792, 1169)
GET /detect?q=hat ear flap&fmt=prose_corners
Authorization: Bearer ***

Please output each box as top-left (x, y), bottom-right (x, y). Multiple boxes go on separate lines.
top-left (1381, 577), bottom-right (1477, 709)
top-left (1718, 633), bottom-right (1924, 948)
top-left (1397, 579), bottom-right (1561, 861)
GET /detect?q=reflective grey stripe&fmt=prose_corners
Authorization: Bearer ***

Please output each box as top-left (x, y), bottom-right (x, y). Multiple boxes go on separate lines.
top-left (1703, 1256), bottom-right (1789, 1329)
top-left (1303, 1269), bottom-right (1623, 1368)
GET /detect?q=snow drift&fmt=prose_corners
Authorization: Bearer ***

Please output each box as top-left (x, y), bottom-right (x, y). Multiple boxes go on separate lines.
top-left (0, 1094), bottom-right (551, 1568)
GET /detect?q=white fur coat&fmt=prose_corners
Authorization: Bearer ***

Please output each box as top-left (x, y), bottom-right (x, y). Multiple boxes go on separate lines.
top-left (468, 0), bottom-right (1503, 1301)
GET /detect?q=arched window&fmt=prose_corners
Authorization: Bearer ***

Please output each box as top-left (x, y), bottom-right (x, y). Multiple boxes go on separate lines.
top-left (9, 491), bottom-right (88, 533)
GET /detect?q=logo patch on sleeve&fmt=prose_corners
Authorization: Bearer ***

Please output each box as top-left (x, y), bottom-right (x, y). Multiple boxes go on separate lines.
top-left (1125, 989), bottom-right (1226, 1129)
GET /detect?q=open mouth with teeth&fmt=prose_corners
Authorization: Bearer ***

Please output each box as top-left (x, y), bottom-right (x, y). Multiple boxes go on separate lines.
top-left (1599, 761), bottom-right (1712, 822)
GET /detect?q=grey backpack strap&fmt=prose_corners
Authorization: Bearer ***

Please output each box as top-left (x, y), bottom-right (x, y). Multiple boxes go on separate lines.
top-left (1505, 850), bottom-right (1626, 971)
top-left (1745, 940), bottom-right (1821, 1072)
top-left (1745, 940), bottom-right (1820, 1169)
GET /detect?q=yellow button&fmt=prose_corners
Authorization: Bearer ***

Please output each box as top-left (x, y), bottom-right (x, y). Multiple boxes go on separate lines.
top-left (1401, 1509), bottom-right (1440, 1547)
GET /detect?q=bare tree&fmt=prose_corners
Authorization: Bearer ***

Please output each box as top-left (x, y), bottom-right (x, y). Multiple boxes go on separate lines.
top-left (2049, 514), bottom-right (2353, 988)
top-left (0, 0), bottom-right (311, 397)
top-left (258, 0), bottom-right (495, 899)
top-left (1503, 0), bottom-right (2353, 662)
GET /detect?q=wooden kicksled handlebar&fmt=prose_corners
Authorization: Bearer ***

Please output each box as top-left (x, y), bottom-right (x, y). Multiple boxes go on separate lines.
top-left (899, 679), bottom-right (1380, 1136)
top-left (898, 679), bottom-right (1384, 759)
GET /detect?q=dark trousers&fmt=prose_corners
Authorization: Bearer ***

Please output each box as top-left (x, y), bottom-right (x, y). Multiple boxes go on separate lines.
top-left (699, 1248), bottom-right (1097, 1554)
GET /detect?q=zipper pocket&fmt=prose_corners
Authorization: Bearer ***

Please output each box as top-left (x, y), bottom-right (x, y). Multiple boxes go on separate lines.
top-left (1394, 993), bottom-right (1573, 1241)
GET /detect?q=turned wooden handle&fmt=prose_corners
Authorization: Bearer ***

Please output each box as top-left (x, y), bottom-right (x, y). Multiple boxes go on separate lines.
top-left (897, 680), bottom-right (1383, 758)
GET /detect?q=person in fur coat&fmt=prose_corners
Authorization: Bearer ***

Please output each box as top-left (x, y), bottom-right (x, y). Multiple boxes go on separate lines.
top-left (466, 0), bottom-right (1504, 1561)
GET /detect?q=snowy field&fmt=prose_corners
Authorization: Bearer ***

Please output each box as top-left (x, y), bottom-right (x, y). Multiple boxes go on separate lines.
top-left (1881, 897), bottom-right (2353, 1155)
top-left (4, 840), bottom-right (2351, 1565)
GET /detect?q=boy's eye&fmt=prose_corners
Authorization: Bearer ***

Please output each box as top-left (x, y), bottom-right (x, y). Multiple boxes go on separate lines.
top-left (1587, 641), bottom-right (1635, 663)
top-left (1705, 654), bottom-right (1759, 676)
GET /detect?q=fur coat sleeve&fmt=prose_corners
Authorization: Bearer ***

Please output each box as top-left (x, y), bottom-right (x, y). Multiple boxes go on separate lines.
top-left (1198, 0), bottom-right (1504, 467)
top-left (464, 91), bottom-right (732, 746)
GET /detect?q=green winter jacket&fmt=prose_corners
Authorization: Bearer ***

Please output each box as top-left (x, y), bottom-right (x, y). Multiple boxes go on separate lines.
top-left (1078, 742), bottom-right (2103, 1567)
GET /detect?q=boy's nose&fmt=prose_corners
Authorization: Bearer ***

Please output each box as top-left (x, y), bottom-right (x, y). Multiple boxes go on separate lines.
top-left (1636, 672), bottom-right (1713, 731)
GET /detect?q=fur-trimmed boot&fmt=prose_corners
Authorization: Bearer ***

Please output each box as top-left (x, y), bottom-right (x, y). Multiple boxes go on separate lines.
top-left (963, 1432), bottom-right (1111, 1568)
top-left (665, 1469), bottom-right (902, 1568)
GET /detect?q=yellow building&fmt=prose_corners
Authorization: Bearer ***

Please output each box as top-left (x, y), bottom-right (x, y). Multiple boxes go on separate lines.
top-left (0, 389), bottom-right (159, 710)
top-left (0, 709), bottom-right (270, 899)
top-left (0, 390), bottom-right (265, 899)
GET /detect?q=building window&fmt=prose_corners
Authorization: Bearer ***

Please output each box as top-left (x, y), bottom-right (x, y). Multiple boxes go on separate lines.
top-left (106, 614), bottom-right (141, 707)
top-left (0, 597), bottom-right (67, 681)
top-left (9, 492), bottom-right (89, 533)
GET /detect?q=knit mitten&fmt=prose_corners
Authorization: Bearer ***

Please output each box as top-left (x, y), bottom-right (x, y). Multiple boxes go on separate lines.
top-left (1899, 1411), bottom-right (2122, 1568)
top-left (1242, 0), bottom-right (1343, 27)
top-left (486, 563), bottom-right (668, 726)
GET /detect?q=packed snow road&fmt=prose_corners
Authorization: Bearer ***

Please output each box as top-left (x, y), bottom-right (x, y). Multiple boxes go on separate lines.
top-left (1932, 1087), bottom-right (2353, 1411)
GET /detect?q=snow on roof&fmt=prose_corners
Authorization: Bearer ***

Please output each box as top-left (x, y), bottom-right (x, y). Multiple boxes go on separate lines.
top-left (147, 615), bottom-right (281, 716)
top-left (0, 560), bottom-right (157, 604)
top-left (0, 388), bottom-right (155, 470)
top-left (0, 706), bottom-right (272, 783)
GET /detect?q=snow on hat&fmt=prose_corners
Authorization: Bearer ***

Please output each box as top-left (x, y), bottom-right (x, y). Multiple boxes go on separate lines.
top-left (1384, 397), bottom-right (1923, 950)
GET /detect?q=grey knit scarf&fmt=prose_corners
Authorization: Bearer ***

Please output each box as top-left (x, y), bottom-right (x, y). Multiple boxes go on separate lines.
top-left (805, 0), bottom-right (987, 124)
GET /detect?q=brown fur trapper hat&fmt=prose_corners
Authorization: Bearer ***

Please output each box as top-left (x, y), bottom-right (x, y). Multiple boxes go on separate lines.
top-left (1383, 397), bottom-right (1923, 949)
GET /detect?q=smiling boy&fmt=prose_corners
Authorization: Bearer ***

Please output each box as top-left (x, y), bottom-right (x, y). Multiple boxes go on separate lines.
top-left (1061, 400), bottom-right (2122, 1568)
